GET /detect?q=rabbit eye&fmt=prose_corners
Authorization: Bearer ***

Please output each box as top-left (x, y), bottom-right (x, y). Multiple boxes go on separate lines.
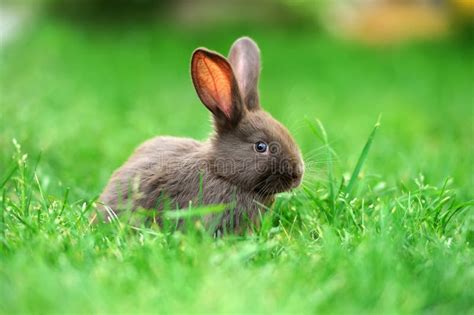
top-left (254, 141), bottom-right (268, 153)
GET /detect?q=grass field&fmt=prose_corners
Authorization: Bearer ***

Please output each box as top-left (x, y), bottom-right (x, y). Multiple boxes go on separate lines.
top-left (1, 17), bottom-right (473, 314)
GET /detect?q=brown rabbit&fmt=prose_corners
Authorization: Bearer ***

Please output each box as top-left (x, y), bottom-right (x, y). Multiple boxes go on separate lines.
top-left (99, 37), bottom-right (304, 232)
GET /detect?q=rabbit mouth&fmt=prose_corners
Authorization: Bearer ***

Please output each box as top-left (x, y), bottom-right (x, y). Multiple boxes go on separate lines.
top-left (279, 173), bottom-right (302, 192)
top-left (290, 175), bottom-right (302, 189)
top-left (254, 173), bottom-right (301, 196)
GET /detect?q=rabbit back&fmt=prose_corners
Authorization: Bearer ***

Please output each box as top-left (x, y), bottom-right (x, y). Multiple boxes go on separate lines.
top-left (99, 136), bottom-right (202, 216)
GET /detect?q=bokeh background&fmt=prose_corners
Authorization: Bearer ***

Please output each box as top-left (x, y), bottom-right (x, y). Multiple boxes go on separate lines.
top-left (1, 1), bottom-right (473, 314)
top-left (1, 0), bottom-right (473, 199)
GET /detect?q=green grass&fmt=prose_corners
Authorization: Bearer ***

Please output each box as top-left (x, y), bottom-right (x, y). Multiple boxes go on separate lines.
top-left (1, 18), bottom-right (473, 314)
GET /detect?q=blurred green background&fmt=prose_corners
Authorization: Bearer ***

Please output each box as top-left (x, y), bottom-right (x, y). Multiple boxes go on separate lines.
top-left (1, 0), bottom-right (472, 198)
top-left (1, 0), bottom-right (473, 314)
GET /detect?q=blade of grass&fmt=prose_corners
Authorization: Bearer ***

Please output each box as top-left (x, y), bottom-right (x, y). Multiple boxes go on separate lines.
top-left (163, 204), bottom-right (226, 219)
top-left (342, 115), bottom-right (381, 197)
top-left (302, 186), bottom-right (332, 222)
top-left (305, 117), bottom-right (337, 210)
top-left (315, 118), bottom-right (336, 209)
top-left (57, 187), bottom-right (70, 219)
top-left (34, 173), bottom-right (49, 213)
top-left (0, 162), bottom-right (18, 189)
top-left (441, 200), bottom-right (474, 233)
top-left (304, 116), bottom-right (324, 143)
top-left (0, 189), bottom-right (8, 252)
top-left (74, 197), bottom-right (99, 227)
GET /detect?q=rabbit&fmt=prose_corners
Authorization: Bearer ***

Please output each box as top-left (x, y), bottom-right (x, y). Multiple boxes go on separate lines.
top-left (99, 37), bottom-right (304, 232)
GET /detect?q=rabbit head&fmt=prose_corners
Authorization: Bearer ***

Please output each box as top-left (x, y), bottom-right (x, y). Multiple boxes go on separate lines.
top-left (191, 37), bottom-right (304, 196)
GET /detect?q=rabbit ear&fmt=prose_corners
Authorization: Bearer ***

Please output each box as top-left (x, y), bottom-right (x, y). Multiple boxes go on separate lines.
top-left (191, 48), bottom-right (243, 129)
top-left (228, 37), bottom-right (261, 111)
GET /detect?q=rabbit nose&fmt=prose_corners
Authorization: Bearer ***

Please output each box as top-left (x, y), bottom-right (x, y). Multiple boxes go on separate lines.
top-left (291, 170), bottom-right (300, 180)
top-left (291, 162), bottom-right (304, 183)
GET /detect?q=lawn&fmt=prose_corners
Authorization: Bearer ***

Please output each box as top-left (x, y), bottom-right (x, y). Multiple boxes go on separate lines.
top-left (1, 17), bottom-right (473, 314)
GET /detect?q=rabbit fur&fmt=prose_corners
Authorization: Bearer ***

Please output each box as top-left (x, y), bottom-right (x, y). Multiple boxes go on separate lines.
top-left (99, 37), bottom-right (304, 232)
